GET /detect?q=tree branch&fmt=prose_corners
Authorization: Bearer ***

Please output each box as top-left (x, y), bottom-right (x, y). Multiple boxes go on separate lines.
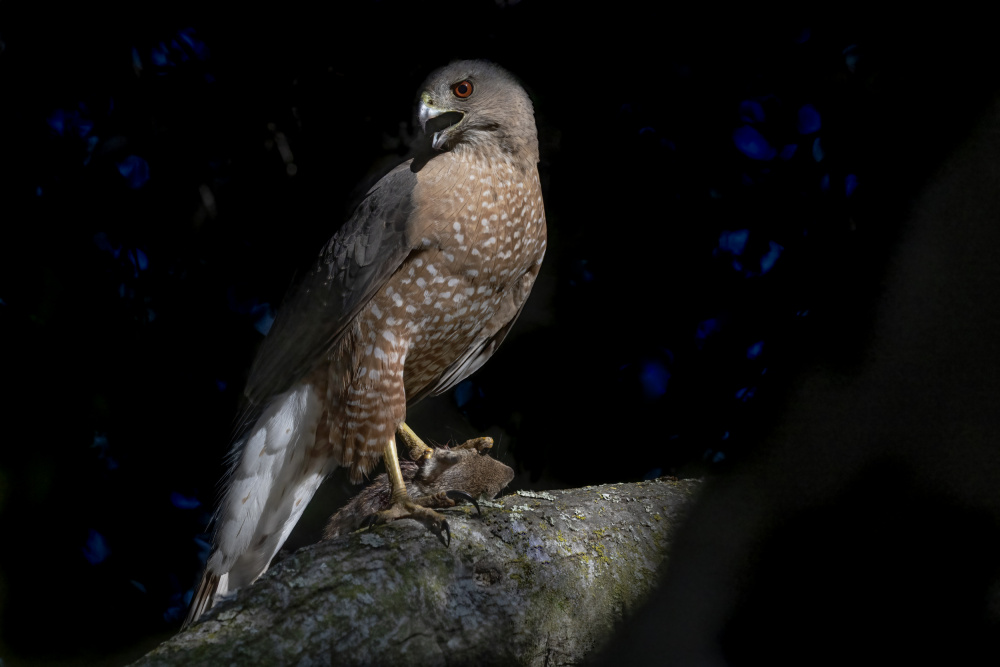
top-left (134, 478), bottom-right (701, 666)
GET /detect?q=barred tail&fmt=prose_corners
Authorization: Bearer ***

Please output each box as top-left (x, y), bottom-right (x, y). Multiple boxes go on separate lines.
top-left (181, 382), bottom-right (328, 628)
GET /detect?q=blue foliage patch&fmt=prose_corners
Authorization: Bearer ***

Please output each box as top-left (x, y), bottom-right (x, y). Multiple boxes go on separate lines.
top-left (718, 229), bottom-right (750, 256)
top-left (695, 318), bottom-right (722, 342)
top-left (227, 289), bottom-right (276, 334)
top-left (251, 303), bottom-right (276, 335)
top-left (797, 104), bottom-right (822, 134)
top-left (47, 108), bottom-right (94, 138)
top-left (83, 529), bottom-right (111, 564)
top-left (163, 583), bottom-right (194, 623)
top-left (739, 100), bottom-right (766, 123)
top-left (639, 360), bottom-right (670, 399)
top-left (118, 155), bottom-right (151, 189)
top-left (759, 241), bottom-right (784, 275)
top-left (137, 27), bottom-right (211, 79)
top-left (779, 144), bottom-right (798, 160)
top-left (733, 125), bottom-right (777, 160)
top-left (170, 492), bottom-right (201, 510)
top-left (47, 106), bottom-right (100, 164)
top-left (812, 137), bottom-right (824, 162)
top-left (454, 379), bottom-right (482, 409)
top-left (715, 230), bottom-right (783, 277)
top-left (91, 432), bottom-right (119, 470)
top-left (845, 173), bottom-right (858, 197)
top-left (843, 44), bottom-right (861, 73)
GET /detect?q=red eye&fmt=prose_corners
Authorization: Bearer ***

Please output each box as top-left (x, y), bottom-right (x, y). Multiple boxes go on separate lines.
top-left (452, 80), bottom-right (473, 99)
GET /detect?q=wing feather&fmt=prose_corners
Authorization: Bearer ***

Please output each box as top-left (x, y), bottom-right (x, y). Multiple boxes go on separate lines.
top-left (243, 162), bottom-right (418, 406)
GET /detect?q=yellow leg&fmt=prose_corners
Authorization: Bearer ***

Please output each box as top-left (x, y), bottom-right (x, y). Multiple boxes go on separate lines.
top-left (382, 436), bottom-right (409, 503)
top-left (375, 435), bottom-right (452, 545)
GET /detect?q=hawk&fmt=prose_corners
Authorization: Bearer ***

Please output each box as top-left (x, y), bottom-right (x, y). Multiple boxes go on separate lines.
top-left (183, 60), bottom-right (546, 627)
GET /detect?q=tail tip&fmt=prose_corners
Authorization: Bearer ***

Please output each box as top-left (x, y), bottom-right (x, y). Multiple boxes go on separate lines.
top-left (180, 571), bottom-right (220, 631)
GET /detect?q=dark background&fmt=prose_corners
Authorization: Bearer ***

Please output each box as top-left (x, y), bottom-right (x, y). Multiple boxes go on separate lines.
top-left (2, 4), bottom-right (999, 665)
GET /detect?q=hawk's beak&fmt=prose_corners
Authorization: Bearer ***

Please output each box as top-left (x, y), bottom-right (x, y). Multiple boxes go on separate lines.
top-left (417, 95), bottom-right (439, 130)
top-left (419, 92), bottom-right (464, 151)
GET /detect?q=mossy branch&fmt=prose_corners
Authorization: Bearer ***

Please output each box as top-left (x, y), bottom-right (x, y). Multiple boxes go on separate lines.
top-left (133, 478), bottom-right (701, 667)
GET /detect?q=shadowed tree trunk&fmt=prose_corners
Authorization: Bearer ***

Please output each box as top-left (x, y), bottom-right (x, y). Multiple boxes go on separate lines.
top-left (133, 477), bottom-right (701, 666)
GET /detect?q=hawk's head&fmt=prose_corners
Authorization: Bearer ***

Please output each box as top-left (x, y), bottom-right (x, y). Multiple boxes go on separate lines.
top-left (417, 60), bottom-right (538, 163)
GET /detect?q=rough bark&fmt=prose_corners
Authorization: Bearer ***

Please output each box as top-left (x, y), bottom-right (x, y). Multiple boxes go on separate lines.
top-left (134, 477), bottom-right (701, 667)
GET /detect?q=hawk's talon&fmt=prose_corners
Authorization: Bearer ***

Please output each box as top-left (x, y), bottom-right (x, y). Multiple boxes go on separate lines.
top-left (445, 489), bottom-right (481, 516)
top-left (365, 496), bottom-right (453, 546)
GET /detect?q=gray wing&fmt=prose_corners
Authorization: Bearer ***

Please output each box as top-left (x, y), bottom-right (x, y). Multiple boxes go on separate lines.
top-left (243, 161), bottom-right (418, 405)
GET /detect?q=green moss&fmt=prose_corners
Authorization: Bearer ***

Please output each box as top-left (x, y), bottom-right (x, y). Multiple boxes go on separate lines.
top-left (335, 583), bottom-right (372, 600)
top-left (505, 554), bottom-right (538, 589)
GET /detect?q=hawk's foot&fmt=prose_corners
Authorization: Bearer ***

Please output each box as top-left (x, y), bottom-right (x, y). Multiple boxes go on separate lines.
top-left (397, 425), bottom-right (494, 461)
top-left (364, 491), bottom-right (481, 547)
top-left (414, 489), bottom-right (481, 515)
top-left (366, 498), bottom-right (453, 546)
top-left (452, 436), bottom-right (494, 454)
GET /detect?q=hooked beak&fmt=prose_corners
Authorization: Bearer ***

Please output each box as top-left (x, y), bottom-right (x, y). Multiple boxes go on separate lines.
top-left (419, 92), bottom-right (464, 151)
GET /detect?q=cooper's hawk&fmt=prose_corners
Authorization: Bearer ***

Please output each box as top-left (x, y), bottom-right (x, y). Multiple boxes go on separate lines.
top-left (183, 60), bottom-right (546, 627)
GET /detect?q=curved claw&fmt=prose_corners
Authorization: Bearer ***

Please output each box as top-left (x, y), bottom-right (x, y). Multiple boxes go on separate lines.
top-left (446, 490), bottom-right (481, 516)
top-left (363, 513), bottom-right (379, 532)
top-left (440, 519), bottom-right (451, 548)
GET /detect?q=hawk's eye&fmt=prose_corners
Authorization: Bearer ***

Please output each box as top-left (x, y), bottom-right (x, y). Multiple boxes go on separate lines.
top-left (452, 81), bottom-right (473, 99)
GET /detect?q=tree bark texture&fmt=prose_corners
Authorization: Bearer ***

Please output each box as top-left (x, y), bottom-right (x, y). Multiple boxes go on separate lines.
top-left (133, 477), bottom-right (701, 666)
